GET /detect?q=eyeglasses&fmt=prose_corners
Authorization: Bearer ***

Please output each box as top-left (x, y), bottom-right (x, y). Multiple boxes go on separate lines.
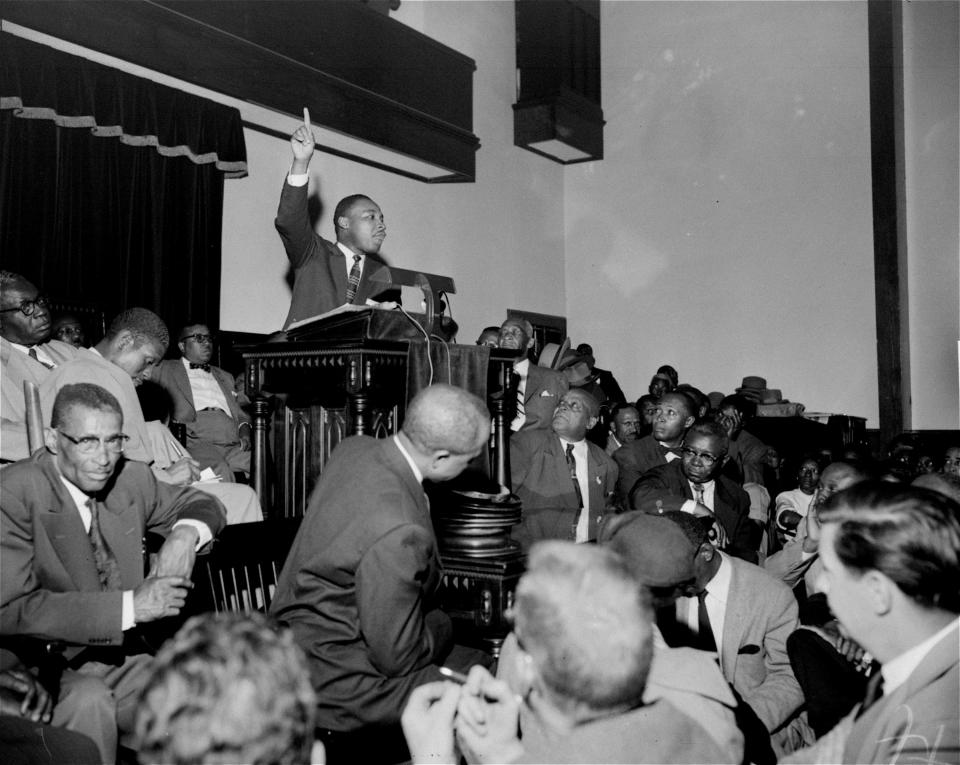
top-left (181, 333), bottom-right (215, 344)
top-left (0, 295), bottom-right (50, 317)
top-left (556, 399), bottom-right (586, 413)
top-left (680, 446), bottom-right (721, 467)
top-left (58, 431), bottom-right (130, 454)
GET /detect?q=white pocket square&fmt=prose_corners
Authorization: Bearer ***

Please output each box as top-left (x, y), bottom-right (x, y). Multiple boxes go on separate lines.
top-left (539, 390), bottom-right (555, 397)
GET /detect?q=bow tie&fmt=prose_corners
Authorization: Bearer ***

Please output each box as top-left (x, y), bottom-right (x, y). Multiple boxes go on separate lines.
top-left (189, 362), bottom-right (211, 372)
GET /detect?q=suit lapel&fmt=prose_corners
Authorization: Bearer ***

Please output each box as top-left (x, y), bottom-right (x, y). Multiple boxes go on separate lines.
top-left (719, 557), bottom-right (746, 676)
top-left (35, 457), bottom-right (103, 591)
top-left (712, 480), bottom-right (737, 533)
top-left (172, 361), bottom-right (198, 419)
top-left (328, 246), bottom-right (349, 302)
top-left (97, 493), bottom-right (145, 586)
top-left (524, 366), bottom-right (542, 404)
top-left (212, 368), bottom-right (240, 421)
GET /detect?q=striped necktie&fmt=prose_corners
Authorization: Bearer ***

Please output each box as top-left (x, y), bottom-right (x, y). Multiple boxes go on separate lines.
top-left (346, 253), bottom-right (362, 303)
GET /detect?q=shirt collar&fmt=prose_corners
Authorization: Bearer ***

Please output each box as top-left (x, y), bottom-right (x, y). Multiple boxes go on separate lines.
top-left (393, 435), bottom-right (423, 484)
top-left (881, 617), bottom-right (960, 695)
top-left (337, 241), bottom-right (365, 262)
top-left (57, 470), bottom-right (93, 513)
top-left (514, 357), bottom-right (530, 375)
top-left (706, 551), bottom-right (731, 604)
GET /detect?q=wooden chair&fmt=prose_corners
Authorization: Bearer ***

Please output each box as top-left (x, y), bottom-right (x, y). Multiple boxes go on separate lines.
top-left (189, 517), bottom-right (302, 615)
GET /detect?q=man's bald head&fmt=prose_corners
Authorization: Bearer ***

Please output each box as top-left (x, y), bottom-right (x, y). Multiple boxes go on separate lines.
top-left (402, 384), bottom-right (490, 456)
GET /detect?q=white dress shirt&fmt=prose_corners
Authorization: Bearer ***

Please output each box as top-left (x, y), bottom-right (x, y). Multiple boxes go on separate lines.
top-left (510, 358), bottom-right (530, 432)
top-left (881, 616), bottom-right (960, 696)
top-left (558, 436), bottom-right (591, 543)
top-left (182, 358), bottom-right (232, 416)
top-left (10, 340), bottom-right (55, 367)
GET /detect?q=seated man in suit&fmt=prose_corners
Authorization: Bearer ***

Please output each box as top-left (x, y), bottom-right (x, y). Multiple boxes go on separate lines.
top-left (630, 419), bottom-right (759, 562)
top-left (621, 510), bottom-right (808, 759)
top-left (604, 402), bottom-right (640, 457)
top-left (498, 317), bottom-right (567, 433)
top-left (0, 383), bottom-right (226, 764)
top-left (37, 308), bottom-right (262, 525)
top-left (402, 542), bottom-right (728, 765)
top-left (784, 482), bottom-right (960, 764)
top-left (269, 384), bottom-right (491, 762)
top-left (276, 112), bottom-right (398, 329)
top-left (155, 324), bottom-right (251, 478)
top-left (135, 612), bottom-right (323, 765)
top-left (718, 394), bottom-right (770, 486)
top-left (511, 389), bottom-right (617, 550)
top-left (0, 271), bottom-right (79, 462)
top-left (613, 390), bottom-right (696, 504)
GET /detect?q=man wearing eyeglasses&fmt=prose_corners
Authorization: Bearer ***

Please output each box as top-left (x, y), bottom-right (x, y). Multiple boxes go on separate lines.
top-left (0, 382), bottom-right (226, 764)
top-left (629, 420), bottom-right (758, 563)
top-left (0, 271), bottom-right (79, 462)
top-left (510, 389), bottom-right (618, 550)
top-left (155, 323), bottom-right (251, 478)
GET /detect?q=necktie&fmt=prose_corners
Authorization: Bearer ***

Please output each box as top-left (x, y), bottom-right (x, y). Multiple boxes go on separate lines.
top-left (696, 590), bottom-right (717, 652)
top-left (346, 253), bottom-right (362, 303)
top-left (27, 347), bottom-right (53, 369)
top-left (511, 371), bottom-right (525, 430)
top-left (856, 671), bottom-right (884, 718)
top-left (693, 483), bottom-right (705, 506)
top-left (87, 498), bottom-right (122, 591)
top-left (566, 443), bottom-right (584, 509)
top-left (189, 362), bottom-right (211, 372)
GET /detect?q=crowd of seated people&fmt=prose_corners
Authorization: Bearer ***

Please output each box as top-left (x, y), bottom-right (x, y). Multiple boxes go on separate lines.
top-left (3, 264), bottom-right (959, 765)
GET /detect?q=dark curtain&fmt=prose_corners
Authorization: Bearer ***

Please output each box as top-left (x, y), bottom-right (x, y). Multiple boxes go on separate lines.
top-left (0, 32), bottom-right (247, 336)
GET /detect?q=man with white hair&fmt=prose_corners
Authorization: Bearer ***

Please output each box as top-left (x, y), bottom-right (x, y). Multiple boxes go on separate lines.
top-left (401, 542), bottom-right (726, 764)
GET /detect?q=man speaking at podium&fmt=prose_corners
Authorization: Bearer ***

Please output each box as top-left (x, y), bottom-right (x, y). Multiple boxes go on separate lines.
top-left (275, 108), bottom-right (399, 329)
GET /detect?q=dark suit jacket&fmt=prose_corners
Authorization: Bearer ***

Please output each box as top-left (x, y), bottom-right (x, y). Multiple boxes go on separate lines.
top-left (0, 450), bottom-right (225, 657)
top-left (269, 436), bottom-right (451, 731)
top-left (275, 180), bottom-right (398, 328)
top-left (630, 460), bottom-right (757, 562)
top-left (517, 363), bottom-right (568, 433)
top-left (612, 435), bottom-right (678, 505)
top-left (510, 428), bottom-right (618, 550)
top-left (155, 359), bottom-right (248, 427)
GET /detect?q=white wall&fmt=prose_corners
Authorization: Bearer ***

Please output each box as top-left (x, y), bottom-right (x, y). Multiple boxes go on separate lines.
top-left (902, 0), bottom-right (960, 429)
top-left (221, 0), bottom-right (566, 340)
top-left (565, 0), bottom-right (879, 422)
